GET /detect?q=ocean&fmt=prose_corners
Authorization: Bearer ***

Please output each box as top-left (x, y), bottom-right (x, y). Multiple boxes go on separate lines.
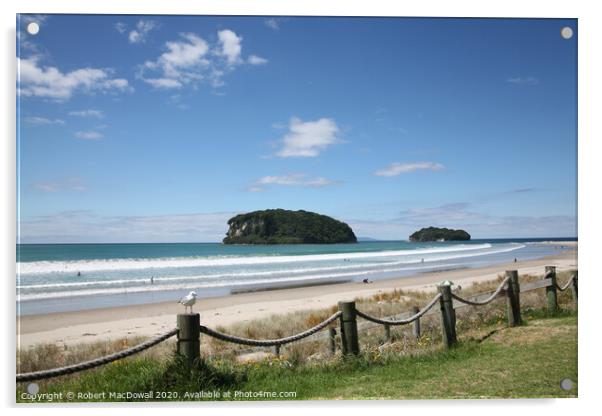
top-left (16, 238), bottom-right (576, 315)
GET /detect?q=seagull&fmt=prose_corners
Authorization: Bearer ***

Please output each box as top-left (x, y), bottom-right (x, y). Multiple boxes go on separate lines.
top-left (178, 290), bottom-right (197, 313)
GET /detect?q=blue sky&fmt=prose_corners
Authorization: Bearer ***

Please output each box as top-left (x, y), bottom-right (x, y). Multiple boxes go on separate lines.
top-left (17, 15), bottom-right (577, 243)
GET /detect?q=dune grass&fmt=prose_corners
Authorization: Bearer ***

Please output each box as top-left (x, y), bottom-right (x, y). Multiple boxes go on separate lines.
top-left (16, 271), bottom-right (578, 402)
top-left (17, 312), bottom-right (577, 402)
top-left (237, 314), bottom-right (577, 400)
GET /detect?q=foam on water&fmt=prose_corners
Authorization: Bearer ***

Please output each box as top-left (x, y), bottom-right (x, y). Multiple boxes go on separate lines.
top-left (18, 261), bottom-right (465, 301)
top-left (17, 243), bottom-right (525, 301)
top-left (17, 243), bottom-right (494, 275)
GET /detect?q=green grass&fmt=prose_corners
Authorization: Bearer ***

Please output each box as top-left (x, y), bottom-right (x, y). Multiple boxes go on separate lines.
top-left (17, 313), bottom-right (577, 402)
top-left (237, 315), bottom-right (577, 400)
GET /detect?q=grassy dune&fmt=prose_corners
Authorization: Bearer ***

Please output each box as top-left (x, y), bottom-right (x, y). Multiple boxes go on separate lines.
top-left (240, 313), bottom-right (577, 399)
top-left (16, 271), bottom-right (578, 402)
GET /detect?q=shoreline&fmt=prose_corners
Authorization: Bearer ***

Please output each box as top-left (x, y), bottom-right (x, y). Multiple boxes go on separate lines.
top-left (17, 246), bottom-right (577, 349)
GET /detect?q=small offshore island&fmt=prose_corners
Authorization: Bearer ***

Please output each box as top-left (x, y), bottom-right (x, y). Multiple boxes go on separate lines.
top-left (223, 209), bottom-right (357, 244)
top-left (409, 226), bottom-right (471, 242)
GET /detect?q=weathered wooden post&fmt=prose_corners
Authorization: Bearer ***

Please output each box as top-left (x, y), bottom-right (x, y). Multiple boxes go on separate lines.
top-left (438, 282), bottom-right (457, 348)
top-left (505, 270), bottom-right (522, 326)
top-left (177, 313), bottom-right (200, 363)
top-left (384, 324), bottom-right (391, 342)
top-left (412, 306), bottom-right (421, 339)
top-left (338, 301), bottom-right (360, 355)
top-left (329, 327), bottom-right (337, 355)
top-left (545, 266), bottom-right (558, 313)
top-left (571, 271), bottom-right (578, 308)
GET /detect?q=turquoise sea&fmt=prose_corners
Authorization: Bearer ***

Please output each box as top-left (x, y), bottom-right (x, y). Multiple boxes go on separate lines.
top-left (16, 238), bottom-right (576, 315)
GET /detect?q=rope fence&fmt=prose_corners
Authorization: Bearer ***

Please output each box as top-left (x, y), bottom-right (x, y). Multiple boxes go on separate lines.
top-left (16, 328), bottom-right (178, 383)
top-left (355, 293), bottom-right (441, 326)
top-left (199, 311), bottom-right (342, 347)
top-left (451, 276), bottom-right (510, 306)
top-left (555, 273), bottom-right (577, 292)
top-left (16, 266), bottom-right (577, 382)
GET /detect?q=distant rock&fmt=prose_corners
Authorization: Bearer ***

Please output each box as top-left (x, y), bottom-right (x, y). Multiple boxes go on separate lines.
top-left (409, 227), bottom-right (471, 242)
top-left (223, 209), bottom-right (357, 245)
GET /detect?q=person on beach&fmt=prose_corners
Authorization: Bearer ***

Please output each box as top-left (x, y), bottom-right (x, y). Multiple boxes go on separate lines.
top-left (77, 271), bottom-right (81, 277)
top-left (150, 277), bottom-right (154, 285)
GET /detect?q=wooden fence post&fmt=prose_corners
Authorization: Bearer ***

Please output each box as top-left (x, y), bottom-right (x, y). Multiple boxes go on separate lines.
top-left (505, 270), bottom-right (522, 326)
top-left (412, 306), bottom-right (421, 339)
top-left (338, 301), bottom-right (360, 355)
top-left (384, 324), bottom-right (391, 342)
top-left (177, 313), bottom-right (200, 363)
top-left (329, 327), bottom-right (337, 355)
top-left (545, 266), bottom-right (558, 313)
top-left (571, 271), bottom-right (578, 308)
top-left (438, 283), bottom-right (457, 348)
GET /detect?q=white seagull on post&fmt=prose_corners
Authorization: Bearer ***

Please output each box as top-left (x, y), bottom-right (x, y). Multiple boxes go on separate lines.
top-left (178, 290), bottom-right (197, 313)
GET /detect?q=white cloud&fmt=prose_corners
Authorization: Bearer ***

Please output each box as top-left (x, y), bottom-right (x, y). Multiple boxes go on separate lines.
top-left (168, 94), bottom-right (189, 110)
top-left (18, 57), bottom-right (130, 100)
top-left (264, 18), bottom-right (286, 30)
top-left (507, 76), bottom-right (539, 85)
top-left (139, 33), bottom-right (210, 89)
top-left (33, 177), bottom-right (86, 193)
top-left (276, 117), bottom-right (342, 158)
top-left (375, 161), bottom-right (444, 177)
top-left (21, 14), bottom-right (48, 26)
top-left (115, 22), bottom-right (127, 34)
top-left (18, 15), bottom-right (49, 51)
top-left (139, 29), bottom-right (266, 90)
top-left (399, 203), bottom-right (480, 223)
top-left (145, 77), bottom-right (183, 89)
top-left (217, 29), bottom-right (242, 65)
top-left (347, 202), bottom-right (576, 240)
top-left (68, 109), bottom-right (104, 118)
top-left (128, 20), bottom-right (158, 44)
top-left (160, 33), bottom-right (210, 69)
top-left (248, 54), bottom-right (268, 65)
top-left (249, 173), bottom-right (337, 191)
top-left (74, 130), bottom-right (103, 140)
top-left (19, 211), bottom-right (236, 243)
top-left (24, 116), bottom-right (65, 125)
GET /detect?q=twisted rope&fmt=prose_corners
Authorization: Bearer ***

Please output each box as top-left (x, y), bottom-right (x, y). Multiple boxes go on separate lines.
top-left (17, 328), bottom-right (178, 383)
top-left (556, 275), bottom-right (575, 291)
top-left (355, 293), bottom-right (442, 326)
top-left (199, 311), bottom-right (342, 347)
top-left (451, 277), bottom-right (510, 306)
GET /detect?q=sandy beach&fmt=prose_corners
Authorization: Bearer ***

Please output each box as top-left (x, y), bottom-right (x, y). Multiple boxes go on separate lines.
top-left (17, 245), bottom-right (577, 349)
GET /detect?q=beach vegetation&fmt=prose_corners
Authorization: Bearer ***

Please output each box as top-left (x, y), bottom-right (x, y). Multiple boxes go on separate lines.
top-left (223, 209), bottom-right (357, 244)
top-left (409, 227), bottom-right (471, 242)
top-left (16, 313), bottom-right (577, 401)
top-left (16, 271), bottom-right (577, 401)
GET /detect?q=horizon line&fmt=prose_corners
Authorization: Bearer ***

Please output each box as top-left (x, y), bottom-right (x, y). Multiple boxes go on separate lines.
top-left (16, 236), bottom-right (579, 245)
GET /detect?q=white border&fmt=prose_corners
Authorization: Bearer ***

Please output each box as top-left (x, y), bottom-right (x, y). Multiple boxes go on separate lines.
top-left (2, 1), bottom-right (600, 415)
